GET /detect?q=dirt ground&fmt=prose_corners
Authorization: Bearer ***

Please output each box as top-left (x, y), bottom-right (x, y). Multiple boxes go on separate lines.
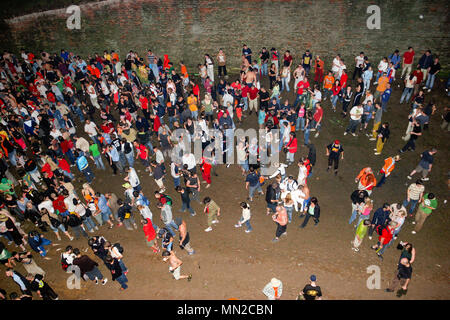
top-left (1, 74), bottom-right (449, 300)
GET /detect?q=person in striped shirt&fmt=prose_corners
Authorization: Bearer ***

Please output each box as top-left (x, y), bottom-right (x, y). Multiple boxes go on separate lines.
top-left (402, 180), bottom-right (425, 216)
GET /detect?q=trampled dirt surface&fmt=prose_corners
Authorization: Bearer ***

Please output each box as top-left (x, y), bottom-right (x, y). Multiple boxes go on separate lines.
top-left (1, 75), bottom-right (449, 300)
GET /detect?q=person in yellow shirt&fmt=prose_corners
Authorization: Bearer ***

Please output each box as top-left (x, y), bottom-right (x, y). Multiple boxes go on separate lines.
top-left (374, 72), bottom-right (389, 101)
top-left (323, 71), bottom-right (334, 101)
top-left (187, 92), bottom-right (198, 119)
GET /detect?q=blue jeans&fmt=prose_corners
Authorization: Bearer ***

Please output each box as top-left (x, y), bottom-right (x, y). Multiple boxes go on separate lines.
top-left (402, 199), bottom-right (418, 214)
top-left (101, 207), bottom-right (112, 223)
top-left (281, 78), bottom-right (290, 92)
top-left (90, 135), bottom-right (100, 146)
top-left (65, 149), bottom-right (75, 164)
top-left (249, 184), bottom-right (262, 199)
top-left (240, 218), bottom-right (253, 231)
top-left (376, 173), bottom-right (386, 188)
top-left (261, 63), bottom-right (268, 76)
top-left (86, 266), bottom-right (104, 280)
top-left (173, 177), bottom-right (180, 188)
top-left (304, 128), bottom-right (310, 145)
top-left (331, 95), bottom-right (339, 108)
top-left (285, 206), bottom-right (294, 223)
top-left (83, 216), bottom-right (97, 232)
top-left (37, 238), bottom-right (52, 256)
top-left (118, 259), bottom-right (127, 272)
top-left (181, 200), bottom-right (195, 215)
top-left (378, 239), bottom-right (393, 255)
top-left (94, 155), bottom-right (106, 170)
top-left (71, 105), bottom-right (85, 122)
top-left (8, 149), bottom-right (17, 167)
top-left (81, 167), bottom-right (95, 183)
top-left (296, 117), bottom-right (305, 131)
top-left (242, 97), bottom-right (248, 112)
top-left (239, 160), bottom-right (249, 173)
top-left (62, 170), bottom-right (74, 180)
top-left (400, 87), bottom-right (413, 103)
top-left (349, 207), bottom-right (358, 224)
top-left (116, 274), bottom-right (128, 290)
top-left (345, 119), bottom-right (360, 133)
top-left (425, 73), bottom-right (436, 89)
top-left (145, 141), bottom-right (154, 155)
top-left (125, 152), bottom-right (134, 168)
top-left (165, 221), bottom-right (179, 237)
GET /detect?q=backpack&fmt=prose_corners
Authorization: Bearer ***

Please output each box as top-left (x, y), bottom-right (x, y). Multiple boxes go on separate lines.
top-left (161, 194), bottom-right (173, 206)
top-left (376, 224), bottom-right (387, 236)
top-left (113, 243), bottom-right (124, 254)
top-left (61, 254), bottom-right (69, 271)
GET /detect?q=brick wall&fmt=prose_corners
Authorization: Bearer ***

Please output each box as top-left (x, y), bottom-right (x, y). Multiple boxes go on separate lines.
top-left (4, 0), bottom-right (450, 73)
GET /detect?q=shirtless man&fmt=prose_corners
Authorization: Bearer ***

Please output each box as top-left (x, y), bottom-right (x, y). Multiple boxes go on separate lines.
top-left (162, 250), bottom-right (192, 281)
top-left (245, 67), bottom-right (257, 87)
top-left (175, 217), bottom-right (195, 255)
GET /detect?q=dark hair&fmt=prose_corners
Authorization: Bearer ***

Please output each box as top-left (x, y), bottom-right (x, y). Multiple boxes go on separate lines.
top-left (9, 292), bottom-right (18, 300)
top-left (428, 193), bottom-right (435, 199)
top-left (382, 203), bottom-right (390, 209)
top-left (65, 245), bottom-right (73, 252)
top-left (203, 197), bottom-right (211, 204)
top-left (311, 197), bottom-right (318, 204)
top-left (240, 202), bottom-right (248, 209)
top-left (73, 248), bottom-right (81, 255)
top-left (175, 186), bottom-right (183, 192)
top-left (117, 199), bottom-right (123, 206)
top-left (415, 180), bottom-right (423, 185)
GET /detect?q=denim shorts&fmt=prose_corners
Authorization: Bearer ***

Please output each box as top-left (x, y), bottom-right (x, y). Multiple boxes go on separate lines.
top-left (50, 224), bottom-right (66, 233)
top-left (267, 203), bottom-right (277, 212)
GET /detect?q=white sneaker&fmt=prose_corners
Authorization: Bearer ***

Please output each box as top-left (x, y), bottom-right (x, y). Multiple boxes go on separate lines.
top-left (368, 236), bottom-right (372, 240)
top-left (374, 152), bottom-right (381, 155)
top-left (102, 278), bottom-right (108, 285)
top-left (212, 220), bottom-right (219, 224)
top-left (314, 132), bottom-right (319, 138)
top-left (245, 230), bottom-right (252, 233)
top-left (344, 132), bottom-right (348, 136)
top-left (369, 138), bottom-right (376, 141)
top-left (427, 89), bottom-right (431, 93)
top-left (411, 230), bottom-right (416, 234)
top-left (407, 176), bottom-right (412, 180)
top-left (351, 133), bottom-right (356, 136)
top-left (204, 227), bottom-right (213, 232)
top-left (412, 221), bottom-right (416, 225)
top-left (373, 148), bottom-right (377, 151)
top-left (234, 224), bottom-right (241, 228)
top-left (421, 177), bottom-right (429, 181)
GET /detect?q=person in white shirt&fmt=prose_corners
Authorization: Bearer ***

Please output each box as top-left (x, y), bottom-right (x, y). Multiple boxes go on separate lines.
top-left (262, 278), bottom-right (283, 300)
top-left (269, 162), bottom-right (288, 180)
top-left (297, 161), bottom-right (308, 186)
top-left (374, 57), bottom-right (388, 84)
top-left (182, 152), bottom-right (196, 172)
top-left (222, 90), bottom-right (234, 107)
top-left (353, 52), bottom-right (365, 80)
top-left (344, 105), bottom-right (364, 136)
top-left (124, 167), bottom-right (140, 191)
top-left (84, 119), bottom-right (99, 144)
top-left (234, 202), bottom-right (252, 233)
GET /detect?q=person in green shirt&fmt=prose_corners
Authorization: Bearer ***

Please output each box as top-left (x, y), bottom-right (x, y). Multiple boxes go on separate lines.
top-left (203, 197), bottom-right (220, 232)
top-left (89, 142), bottom-right (105, 170)
top-left (412, 193), bottom-right (437, 234)
top-left (352, 219), bottom-right (371, 251)
top-left (0, 178), bottom-right (16, 197)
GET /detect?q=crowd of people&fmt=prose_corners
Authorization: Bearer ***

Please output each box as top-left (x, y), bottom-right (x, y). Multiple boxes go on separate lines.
top-left (0, 42), bottom-right (446, 300)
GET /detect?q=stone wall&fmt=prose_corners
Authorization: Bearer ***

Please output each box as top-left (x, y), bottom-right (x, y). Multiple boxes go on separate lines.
top-left (4, 0), bottom-right (450, 73)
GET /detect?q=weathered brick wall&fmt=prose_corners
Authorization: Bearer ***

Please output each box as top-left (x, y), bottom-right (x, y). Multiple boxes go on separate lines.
top-left (5, 0), bottom-right (450, 73)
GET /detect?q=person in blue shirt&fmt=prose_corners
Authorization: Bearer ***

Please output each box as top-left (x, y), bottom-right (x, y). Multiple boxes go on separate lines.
top-left (245, 167), bottom-right (263, 202)
top-left (75, 151), bottom-right (94, 183)
top-left (242, 44), bottom-right (252, 64)
top-left (381, 83), bottom-right (392, 112)
top-left (96, 192), bottom-right (115, 228)
top-left (368, 203), bottom-right (391, 239)
top-left (27, 231), bottom-right (52, 257)
top-left (388, 50), bottom-right (401, 70)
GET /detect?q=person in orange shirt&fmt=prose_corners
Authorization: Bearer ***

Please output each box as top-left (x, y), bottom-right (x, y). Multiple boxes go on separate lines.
top-left (111, 51), bottom-right (119, 63)
top-left (314, 55), bottom-right (325, 83)
top-left (322, 71), bottom-right (334, 100)
top-left (87, 64), bottom-right (101, 79)
top-left (376, 155), bottom-right (400, 188)
top-left (374, 72), bottom-right (389, 101)
top-left (187, 92), bottom-right (198, 119)
top-left (355, 167), bottom-right (377, 195)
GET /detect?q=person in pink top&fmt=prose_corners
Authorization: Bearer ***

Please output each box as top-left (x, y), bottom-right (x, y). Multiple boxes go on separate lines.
top-left (272, 205), bottom-right (288, 242)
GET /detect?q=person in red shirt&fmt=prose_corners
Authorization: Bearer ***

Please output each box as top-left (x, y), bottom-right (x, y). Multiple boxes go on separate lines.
top-left (285, 132), bottom-right (297, 164)
top-left (201, 157), bottom-right (212, 188)
top-left (401, 47), bottom-right (415, 79)
top-left (411, 67), bottom-right (423, 97)
top-left (340, 69), bottom-right (348, 89)
top-left (293, 78), bottom-right (310, 108)
top-left (142, 218), bottom-right (159, 253)
top-left (52, 193), bottom-right (68, 215)
top-left (312, 103), bottom-right (324, 138)
top-left (133, 141), bottom-right (152, 174)
top-left (283, 50), bottom-right (293, 68)
top-left (57, 155), bottom-right (74, 180)
top-left (331, 80), bottom-right (342, 111)
top-left (247, 86), bottom-right (259, 115)
top-left (371, 221), bottom-right (396, 260)
top-left (150, 114), bottom-right (161, 134)
top-left (59, 137), bottom-right (75, 164)
top-left (314, 55), bottom-right (325, 83)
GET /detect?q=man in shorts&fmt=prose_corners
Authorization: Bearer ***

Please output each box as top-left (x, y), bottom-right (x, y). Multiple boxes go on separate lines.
top-left (407, 148), bottom-right (437, 181)
top-left (162, 250), bottom-right (192, 281)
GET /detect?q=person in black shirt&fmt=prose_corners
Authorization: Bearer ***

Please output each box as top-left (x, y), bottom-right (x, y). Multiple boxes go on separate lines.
top-left (298, 275), bottom-right (322, 300)
top-left (88, 236), bottom-right (108, 261)
top-left (176, 186), bottom-right (196, 216)
top-left (385, 257), bottom-right (412, 297)
top-left (399, 119), bottom-right (421, 152)
top-left (265, 182), bottom-right (279, 215)
top-left (26, 273), bottom-right (58, 300)
top-left (105, 255), bottom-right (128, 291)
top-left (326, 140), bottom-right (344, 175)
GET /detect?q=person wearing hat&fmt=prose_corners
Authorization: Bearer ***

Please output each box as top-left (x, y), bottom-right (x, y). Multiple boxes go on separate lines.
top-left (175, 217), bottom-right (195, 255)
top-left (262, 278), bottom-right (282, 300)
top-left (326, 140), bottom-right (344, 175)
top-left (298, 275), bottom-right (322, 300)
